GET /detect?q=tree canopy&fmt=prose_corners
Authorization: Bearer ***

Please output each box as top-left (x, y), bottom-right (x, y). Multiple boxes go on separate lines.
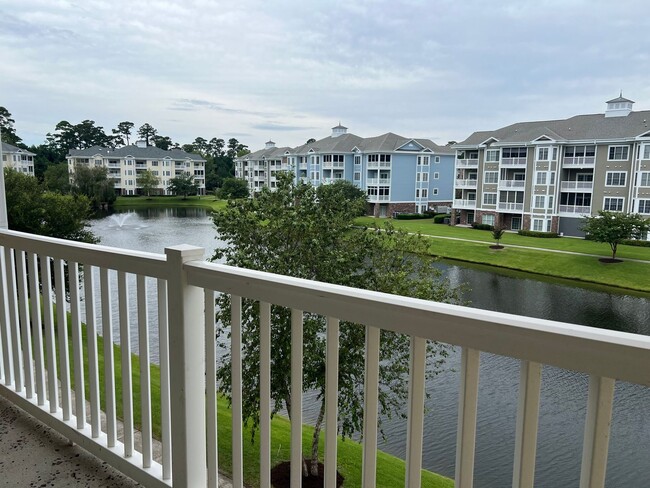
top-left (218, 177), bottom-right (249, 199)
top-left (0, 106), bottom-right (22, 145)
top-left (211, 174), bottom-right (462, 476)
top-left (137, 169), bottom-right (160, 197)
top-left (167, 173), bottom-right (198, 199)
top-left (581, 211), bottom-right (649, 260)
top-left (137, 123), bottom-right (158, 146)
top-left (112, 121), bottom-right (135, 146)
top-left (71, 165), bottom-right (116, 208)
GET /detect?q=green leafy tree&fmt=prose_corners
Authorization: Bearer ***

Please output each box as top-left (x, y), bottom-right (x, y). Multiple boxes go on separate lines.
top-left (492, 226), bottom-right (505, 247)
top-left (212, 173), bottom-right (462, 477)
top-left (227, 137), bottom-right (248, 159)
top-left (306, 137), bottom-right (316, 144)
top-left (43, 163), bottom-right (72, 193)
top-left (46, 119), bottom-right (114, 159)
top-left (112, 121), bottom-right (135, 146)
top-left (0, 106), bottom-right (22, 145)
top-left (137, 123), bottom-right (158, 146)
top-left (218, 177), bottom-right (249, 199)
top-left (72, 165), bottom-right (116, 208)
top-left (581, 211), bottom-right (649, 260)
top-left (137, 169), bottom-right (161, 198)
top-left (152, 135), bottom-right (173, 150)
top-left (4, 168), bottom-right (97, 243)
top-left (167, 173), bottom-right (198, 199)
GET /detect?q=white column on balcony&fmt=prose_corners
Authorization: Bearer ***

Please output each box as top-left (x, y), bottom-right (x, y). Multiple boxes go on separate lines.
top-left (16, 250), bottom-right (34, 399)
top-left (157, 278), bottom-right (172, 480)
top-left (362, 325), bottom-right (380, 487)
top-left (27, 252), bottom-right (46, 406)
top-left (512, 360), bottom-right (542, 488)
top-left (101, 268), bottom-right (117, 447)
top-left (579, 376), bottom-right (615, 488)
top-left (455, 347), bottom-right (480, 488)
top-left (324, 316), bottom-right (340, 488)
top-left (205, 289), bottom-right (219, 488)
top-left (54, 257), bottom-right (71, 419)
top-left (84, 265), bottom-right (101, 438)
top-left (118, 270), bottom-right (133, 456)
top-left (0, 248), bottom-right (14, 387)
top-left (137, 274), bottom-right (152, 468)
top-left (69, 261), bottom-right (86, 429)
top-left (405, 336), bottom-right (426, 488)
top-left (231, 294), bottom-right (244, 488)
top-left (39, 255), bottom-right (58, 413)
top-left (260, 301), bottom-right (272, 488)
top-left (165, 245), bottom-right (207, 488)
top-left (291, 308), bottom-right (304, 488)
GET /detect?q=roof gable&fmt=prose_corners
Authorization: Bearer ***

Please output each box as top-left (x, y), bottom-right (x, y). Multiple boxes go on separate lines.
top-left (396, 139), bottom-right (425, 151)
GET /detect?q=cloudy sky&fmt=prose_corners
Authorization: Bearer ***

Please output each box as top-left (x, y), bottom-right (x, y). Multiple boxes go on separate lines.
top-left (2, 0), bottom-right (649, 150)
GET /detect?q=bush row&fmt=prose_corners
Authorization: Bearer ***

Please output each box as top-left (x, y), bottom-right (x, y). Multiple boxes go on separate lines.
top-left (620, 239), bottom-right (650, 247)
top-left (471, 223), bottom-right (494, 231)
top-left (517, 230), bottom-right (560, 238)
top-left (394, 212), bottom-right (433, 220)
top-left (433, 214), bottom-right (451, 224)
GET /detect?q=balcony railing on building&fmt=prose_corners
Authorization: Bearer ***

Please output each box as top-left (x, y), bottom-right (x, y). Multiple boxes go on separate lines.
top-left (367, 178), bottom-right (391, 185)
top-left (367, 161), bottom-right (391, 169)
top-left (560, 181), bottom-right (594, 191)
top-left (498, 180), bottom-right (526, 189)
top-left (453, 199), bottom-right (477, 209)
top-left (455, 159), bottom-right (479, 168)
top-left (559, 205), bottom-right (592, 215)
top-left (1, 229), bottom-right (649, 488)
top-left (500, 157), bottom-right (527, 166)
top-left (368, 194), bottom-right (390, 202)
top-left (455, 179), bottom-right (478, 188)
top-left (563, 157), bottom-right (595, 167)
top-left (497, 202), bottom-right (524, 211)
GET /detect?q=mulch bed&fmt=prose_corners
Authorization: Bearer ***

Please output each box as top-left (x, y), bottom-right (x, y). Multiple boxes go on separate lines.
top-left (489, 245), bottom-right (504, 249)
top-left (598, 258), bottom-right (623, 263)
top-left (270, 461), bottom-right (344, 487)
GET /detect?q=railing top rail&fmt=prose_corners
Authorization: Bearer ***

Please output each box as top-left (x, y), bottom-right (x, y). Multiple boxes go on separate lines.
top-left (0, 229), bottom-right (169, 279)
top-left (186, 260), bottom-right (650, 386)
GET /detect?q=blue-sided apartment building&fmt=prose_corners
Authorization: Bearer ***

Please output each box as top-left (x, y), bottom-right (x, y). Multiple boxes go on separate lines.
top-left (235, 125), bottom-right (454, 217)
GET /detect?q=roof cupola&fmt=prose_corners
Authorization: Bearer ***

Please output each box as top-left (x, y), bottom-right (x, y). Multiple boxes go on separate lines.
top-left (605, 92), bottom-right (634, 117)
top-left (331, 123), bottom-right (348, 138)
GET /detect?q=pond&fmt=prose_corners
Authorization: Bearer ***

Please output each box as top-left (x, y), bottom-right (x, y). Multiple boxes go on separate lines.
top-left (90, 208), bottom-right (650, 487)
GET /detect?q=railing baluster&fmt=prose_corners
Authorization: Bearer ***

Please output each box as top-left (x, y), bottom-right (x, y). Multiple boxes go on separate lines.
top-left (137, 274), bottom-right (152, 468)
top-left (118, 271), bottom-right (134, 457)
top-left (512, 360), bottom-right (542, 488)
top-left (157, 278), bottom-right (172, 480)
top-left (54, 258), bottom-right (71, 419)
top-left (206, 289), bottom-right (219, 488)
top-left (101, 268), bottom-right (117, 447)
top-left (362, 325), bottom-right (380, 487)
top-left (324, 316), bottom-right (340, 488)
top-left (0, 247), bottom-right (14, 387)
top-left (405, 336), bottom-right (426, 488)
top-left (290, 308), bottom-right (304, 488)
top-left (259, 301), bottom-right (271, 488)
top-left (455, 347), bottom-right (480, 488)
top-left (39, 255), bottom-right (58, 413)
top-left (579, 376), bottom-right (615, 488)
top-left (231, 294), bottom-right (244, 488)
top-left (84, 265), bottom-right (100, 438)
top-left (68, 261), bottom-right (86, 429)
top-left (27, 252), bottom-right (46, 406)
top-left (16, 250), bottom-right (34, 399)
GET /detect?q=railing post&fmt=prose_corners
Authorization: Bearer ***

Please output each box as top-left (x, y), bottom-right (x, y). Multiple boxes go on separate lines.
top-left (165, 245), bottom-right (206, 487)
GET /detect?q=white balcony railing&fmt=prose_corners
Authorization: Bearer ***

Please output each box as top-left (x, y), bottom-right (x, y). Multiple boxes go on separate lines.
top-left (367, 178), bottom-right (391, 185)
top-left (560, 181), bottom-right (594, 191)
top-left (368, 194), bottom-right (390, 202)
top-left (497, 202), bottom-right (524, 211)
top-left (454, 199), bottom-right (477, 209)
top-left (456, 159), bottom-right (479, 168)
top-left (367, 162), bottom-right (391, 169)
top-left (559, 205), bottom-right (592, 215)
top-left (0, 229), bottom-right (649, 488)
top-left (563, 156), bottom-right (595, 167)
top-left (498, 180), bottom-right (526, 189)
top-left (500, 157), bottom-right (527, 166)
top-left (455, 179), bottom-right (478, 188)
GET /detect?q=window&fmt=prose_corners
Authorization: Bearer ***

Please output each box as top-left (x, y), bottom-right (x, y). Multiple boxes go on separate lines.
top-left (354, 171), bottom-right (361, 181)
top-left (152, 161), bottom-right (159, 166)
top-left (638, 172), bottom-right (650, 186)
top-left (434, 156), bottom-right (440, 163)
top-left (482, 214), bottom-right (495, 226)
top-left (485, 150), bottom-right (500, 162)
top-left (458, 151), bottom-right (478, 160)
top-left (532, 219), bottom-right (545, 231)
top-left (502, 147), bottom-right (527, 158)
top-left (565, 145), bottom-right (595, 158)
top-left (606, 172), bottom-right (626, 186)
top-left (417, 156), bottom-right (430, 166)
top-left (483, 193), bottom-right (497, 205)
top-left (537, 148), bottom-right (549, 161)
top-left (550, 172), bottom-right (556, 185)
top-left (552, 147), bottom-right (558, 161)
top-left (433, 172), bottom-right (439, 180)
top-left (536, 172), bottom-right (547, 185)
top-left (533, 195), bottom-right (545, 208)
top-left (484, 171), bottom-right (498, 184)
top-left (603, 197), bottom-right (624, 211)
top-left (432, 188), bottom-right (439, 195)
top-left (354, 155), bottom-right (361, 165)
top-left (368, 154), bottom-right (391, 162)
top-left (323, 155), bottom-right (331, 162)
top-left (310, 171), bottom-right (320, 180)
top-left (417, 188), bottom-right (428, 198)
top-left (639, 200), bottom-right (650, 214)
top-left (608, 146), bottom-right (629, 160)
top-left (416, 172), bottom-right (429, 182)
top-left (548, 196), bottom-right (554, 209)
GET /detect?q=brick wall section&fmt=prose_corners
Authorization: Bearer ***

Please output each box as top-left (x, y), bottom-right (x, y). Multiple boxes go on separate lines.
top-left (389, 202), bottom-right (416, 215)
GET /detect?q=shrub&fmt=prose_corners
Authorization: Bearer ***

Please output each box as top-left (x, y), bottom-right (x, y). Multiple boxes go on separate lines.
top-left (394, 213), bottom-right (431, 220)
top-left (620, 239), bottom-right (650, 247)
top-left (471, 222), bottom-right (494, 231)
top-left (518, 230), bottom-right (560, 238)
top-left (433, 214), bottom-right (450, 224)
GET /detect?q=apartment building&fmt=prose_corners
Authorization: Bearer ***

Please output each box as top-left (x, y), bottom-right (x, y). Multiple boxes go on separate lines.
top-left (1, 142), bottom-right (35, 176)
top-left (67, 141), bottom-right (206, 195)
top-left (236, 125), bottom-right (455, 217)
top-left (453, 95), bottom-right (650, 236)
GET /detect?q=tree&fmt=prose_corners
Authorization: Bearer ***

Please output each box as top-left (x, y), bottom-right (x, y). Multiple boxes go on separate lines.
top-left (492, 226), bottom-right (505, 247)
top-left (227, 137), bottom-right (248, 159)
top-left (112, 121), bottom-right (135, 146)
top-left (212, 173), bottom-right (462, 477)
top-left (192, 137), bottom-right (209, 156)
top-left (581, 211), bottom-right (649, 260)
top-left (152, 135), bottom-right (173, 150)
top-left (72, 165), bottom-right (116, 208)
top-left (137, 123), bottom-right (158, 146)
top-left (4, 168), bottom-right (97, 243)
top-left (167, 173), bottom-right (198, 199)
top-left (306, 137), bottom-right (316, 144)
top-left (137, 170), bottom-right (160, 198)
top-left (43, 163), bottom-right (72, 193)
top-left (218, 177), bottom-right (249, 199)
top-left (0, 106), bottom-right (22, 145)
top-left (46, 119), bottom-right (113, 158)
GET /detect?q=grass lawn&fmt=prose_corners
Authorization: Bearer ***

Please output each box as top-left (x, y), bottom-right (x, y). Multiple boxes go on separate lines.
top-left (60, 313), bottom-right (451, 487)
top-left (114, 195), bottom-right (227, 212)
top-left (356, 217), bottom-right (650, 292)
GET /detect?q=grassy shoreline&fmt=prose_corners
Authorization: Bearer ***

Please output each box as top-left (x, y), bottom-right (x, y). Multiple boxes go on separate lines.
top-left (114, 195), bottom-right (227, 212)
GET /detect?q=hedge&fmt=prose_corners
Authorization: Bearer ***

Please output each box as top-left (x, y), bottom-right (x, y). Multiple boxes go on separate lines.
top-left (394, 213), bottom-right (432, 220)
top-left (471, 223), bottom-right (494, 231)
top-left (620, 239), bottom-right (650, 248)
top-left (433, 214), bottom-right (451, 224)
top-left (518, 230), bottom-right (560, 238)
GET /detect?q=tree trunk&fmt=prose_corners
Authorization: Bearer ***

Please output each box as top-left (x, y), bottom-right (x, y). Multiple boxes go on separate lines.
top-left (611, 243), bottom-right (617, 259)
top-left (310, 402), bottom-right (326, 476)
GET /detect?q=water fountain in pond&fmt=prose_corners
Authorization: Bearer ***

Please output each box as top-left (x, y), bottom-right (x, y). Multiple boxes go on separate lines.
top-left (109, 213), bottom-right (133, 228)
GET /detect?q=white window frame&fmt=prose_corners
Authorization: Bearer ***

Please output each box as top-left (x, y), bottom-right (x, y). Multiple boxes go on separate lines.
top-left (638, 172), bottom-right (650, 187)
top-left (608, 145), bottom-right (629, 161)
top-left (535, 172), bottom-right (547, 185)
top-left (485, 149), bottom-right (500, 162)
top-left (482, 214), bottom-right (495, 226)
top-left (433, 172), bottom-right (439, 180)
top-left (354, 171), bottom-right (361, 181)
top-left (417, 155), bottom-right (430, 166)
top-left (603, 197), bottom-right (624, 211)
top-left (534, 195), bottom-right (546, 208)
top-left (532, 219), bottom-right (544, 231)
top-left (484, 171), bottom-right (498, 184)
top-left (642, 144), bottom-right (650, 160)
top-left (432, 188), bottom-right (438, 195)
top-left (605, 171), bottom-right (627, 187)
top-left (434, 156), bottom-right (440, 164)
top-left (483, 193), bottom-right (497, 205)
top-left (537, 147), bottom-right (549, 161)
top-left (638, 199), bottom-right (650, 214)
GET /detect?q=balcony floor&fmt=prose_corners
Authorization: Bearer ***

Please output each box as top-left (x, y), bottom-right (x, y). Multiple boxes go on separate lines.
top-left (0, 393), bottom-right (141, 487)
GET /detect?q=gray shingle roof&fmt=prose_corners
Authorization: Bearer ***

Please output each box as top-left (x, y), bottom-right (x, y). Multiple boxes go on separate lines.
top-left (67, 145), bottom-right (206, 161)
top-left (239, 146), bottom-right (291, 160)
top-left (284, 132), bottom-right (453, 155)
top-left (457, 110), bottom-right (650, 146)
top-left (1, 142), bottom-right (35, 155)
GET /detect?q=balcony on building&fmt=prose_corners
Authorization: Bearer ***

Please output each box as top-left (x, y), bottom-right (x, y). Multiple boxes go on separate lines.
top-left (453, 198), bottom-right (477, 209)
top-left (559, 192), bottom-right (592, 215)
top-left (456, 149), bottom-right (479, 168)
top-left (135, 160), bottom-right (148, 169)
top-left (563, 145), bottom-right (596, 167)
top-left (498, 190), bottom-right (524, 212)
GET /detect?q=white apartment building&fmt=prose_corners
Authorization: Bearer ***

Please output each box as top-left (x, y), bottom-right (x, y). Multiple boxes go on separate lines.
top-left (1, 142), bottom-right (35, 176)
top-left (67, 141), bottom-right (206, 195)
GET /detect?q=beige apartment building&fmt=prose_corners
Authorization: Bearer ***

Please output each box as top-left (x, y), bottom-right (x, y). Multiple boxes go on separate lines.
top-left (1, 142), bottom-right (35, 176)
top-left (453, 95), bottom-right (650, 236)
top-left (67, 141), bottom-right (206, 195)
